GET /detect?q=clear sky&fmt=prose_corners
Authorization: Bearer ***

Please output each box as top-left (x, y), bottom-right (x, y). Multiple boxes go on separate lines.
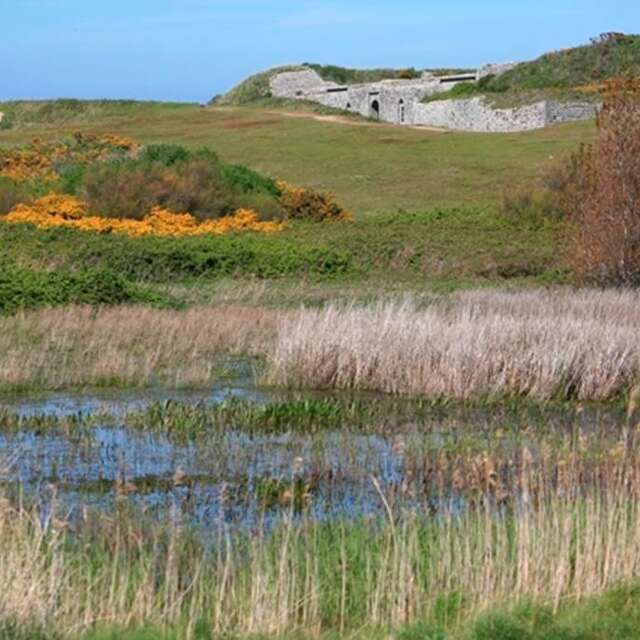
top-left (2, 0), bottom-right (639, 103)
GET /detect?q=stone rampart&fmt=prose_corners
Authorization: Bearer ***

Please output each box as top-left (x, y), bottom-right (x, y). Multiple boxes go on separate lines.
top-left (413, 97), bottom-right (547, 132)
top-left (267, 67), bottom-right (598, 132)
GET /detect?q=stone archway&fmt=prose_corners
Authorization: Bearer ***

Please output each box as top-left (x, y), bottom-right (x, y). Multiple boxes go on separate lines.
top-left (398, 99), bottom-right (406, 124)
top-left (370, 99), bottom-right (380, 120)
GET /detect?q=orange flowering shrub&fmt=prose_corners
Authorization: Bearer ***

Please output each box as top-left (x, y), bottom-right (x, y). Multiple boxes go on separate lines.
top-left (0, 146), bottom-right (55, 181)
top-left (0, 134), bottom-right (139, 182)
top-left (99, 133), bottom-right (139, 151)
top-left (277, 181), bottom-right (351, 222)
top-left (2, 194), bottom-right (283, 237)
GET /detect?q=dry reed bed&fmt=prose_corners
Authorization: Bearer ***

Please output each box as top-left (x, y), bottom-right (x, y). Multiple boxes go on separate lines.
top-left (0, 305), bottom-right (286, 389)
top-left (2, 289), bottom-right (639, 398)
top-left (268, 289), bottom-right (640, 400)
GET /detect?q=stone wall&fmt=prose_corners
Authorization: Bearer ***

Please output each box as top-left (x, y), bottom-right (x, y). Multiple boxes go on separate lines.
top-left (476, 62), bottom-right (518, 80)
top-left (546, 101), bottom-right (599, 124)
top-left (270, 69), bottom-right (336, 97)
top-left (269, 69), bottom-right (458, 123)
top-left (267, 68), bottom-right (599, 132)
top-left (413, 97), bottom-right (548, 132)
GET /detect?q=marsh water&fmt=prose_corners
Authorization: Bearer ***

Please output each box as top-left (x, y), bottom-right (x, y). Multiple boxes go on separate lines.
top-left (0, 381), bottom-right (628, 533)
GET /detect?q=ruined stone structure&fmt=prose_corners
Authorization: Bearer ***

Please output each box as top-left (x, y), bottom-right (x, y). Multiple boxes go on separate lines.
top-left (269, 66), bottom-right (598, 132)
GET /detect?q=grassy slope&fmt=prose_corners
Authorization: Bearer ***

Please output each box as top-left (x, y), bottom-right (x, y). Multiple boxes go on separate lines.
top-left (0, 104), bottom-right (594, 215)
top-left (0, 207), bottom-right (562, 294)
top-left (0, 101), bottom-right (592, 292)
top-left (426, 34), bottom-right (640, 106)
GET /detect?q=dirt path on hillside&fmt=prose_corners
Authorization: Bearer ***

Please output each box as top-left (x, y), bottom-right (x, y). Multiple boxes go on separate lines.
top-left (213, 106), bottom-right (446, 132)
top-left (270, 110), bottom-right (447, 132)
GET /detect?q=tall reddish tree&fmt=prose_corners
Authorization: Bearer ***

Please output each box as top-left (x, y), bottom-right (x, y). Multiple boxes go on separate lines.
top-left (564, 79), bottom-right (640, 284)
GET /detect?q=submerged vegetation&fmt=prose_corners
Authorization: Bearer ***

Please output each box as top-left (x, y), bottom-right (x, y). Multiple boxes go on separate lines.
top-left (0, 395), bottom-right (639, 639)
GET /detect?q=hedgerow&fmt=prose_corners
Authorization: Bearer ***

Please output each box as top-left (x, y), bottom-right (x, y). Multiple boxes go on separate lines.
top-left (0, 261), bottom-right (174, 314)
top-left (0, 224), bottom-right (352, 282)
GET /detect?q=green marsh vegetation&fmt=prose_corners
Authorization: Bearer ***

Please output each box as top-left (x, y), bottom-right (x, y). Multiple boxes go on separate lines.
top-left (0, 396), bottom-right (639, 639)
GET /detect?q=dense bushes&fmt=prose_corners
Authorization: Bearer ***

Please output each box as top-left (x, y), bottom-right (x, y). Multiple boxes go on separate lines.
top-left (556, 79), bottom-right (640, 284)
top-left (0, 139), bottom-right (356, 225)
top-left (82, 158), bottom-right (237, 221)
top-left (0, 178), bottom-right (25, 215)
top-left (0, 224), bottom-right (351, 282)
top-left (277, 181), bottom-right (350, 221)
top-left (79, 145), bottom-right (284, 221)
top-left (0, 261), bottom-right (172, 314)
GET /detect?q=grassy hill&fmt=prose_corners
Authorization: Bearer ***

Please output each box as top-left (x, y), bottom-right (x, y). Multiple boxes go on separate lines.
top-left (0, 102), bottom-right (594, 214)
top-left (0, 99), bottom-right (196, 130)
top-left (427, 33), bottom-right (640, 105)
top-left (0, 101), bottom-right (594, 295)
top-left (219, 64), bottom-right (475, 106)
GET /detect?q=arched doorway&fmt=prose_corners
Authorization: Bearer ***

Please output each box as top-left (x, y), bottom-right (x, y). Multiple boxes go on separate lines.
top-left (370, 100), bottom-right (380, 120)
top-left (398, 99), bottom-right (406, 124)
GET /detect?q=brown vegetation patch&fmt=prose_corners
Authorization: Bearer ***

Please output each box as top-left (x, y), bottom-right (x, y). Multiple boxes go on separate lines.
top-left (222, 118), bottom-right (282, 130)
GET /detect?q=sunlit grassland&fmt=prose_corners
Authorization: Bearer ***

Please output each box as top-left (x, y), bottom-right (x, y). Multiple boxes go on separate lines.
top-left (0, 103), bottom-right (595, 216)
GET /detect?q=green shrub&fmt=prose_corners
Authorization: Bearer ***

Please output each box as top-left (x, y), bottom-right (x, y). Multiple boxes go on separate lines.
top-left (57, 163), bottom-right (87, 195)
top-left (79, 145), bottom-right (282, 220)
top-left (424, 82), bottom-right (480, 103)
top-left (221, 163), bottom-right (280, 196)
top-left (0, 224), bottom-right (352, 283)
top-left (81, 158), bottom-right (236, 220)
top-left (399, 67), bottom-right (421, 79)
top-left (501, 188), bottom-right (563, 227)
top-left (0, 178), bottom-right (25, 215)
top-left (139, 143), bottom-right (194, 167)
top-left (0, 261), bottom-right (174, 314)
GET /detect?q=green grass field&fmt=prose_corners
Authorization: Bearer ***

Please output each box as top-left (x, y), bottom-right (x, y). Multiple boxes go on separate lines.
top-left (0, 102), bottom-right (594, 216)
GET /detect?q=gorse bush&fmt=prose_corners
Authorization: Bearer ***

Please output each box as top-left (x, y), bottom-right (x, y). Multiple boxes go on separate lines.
top-left (557, 78), bottom-right (640, 284)
top-left (4, 194), bottom-right (283, 237)
top-left (1, 137), bottom-right (347, 228)
top-left (277, 181), bottom-right (351, 222)
top-left (82, 158), bottom-right (236, 221)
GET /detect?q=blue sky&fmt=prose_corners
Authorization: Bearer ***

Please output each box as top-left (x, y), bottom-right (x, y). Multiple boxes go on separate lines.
top-left (1, 0), bottom-right (639, 102)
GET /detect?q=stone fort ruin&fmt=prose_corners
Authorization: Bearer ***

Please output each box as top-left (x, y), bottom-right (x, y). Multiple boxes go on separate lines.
top-left (269, 65), bottom-right (597, 133)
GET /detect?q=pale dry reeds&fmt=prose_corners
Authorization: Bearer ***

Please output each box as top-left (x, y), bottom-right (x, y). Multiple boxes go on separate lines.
top-left (268, 289), bottom-right (640, 400)
top-left (0, 304), bottom-right (286, 390)
top-left (2, 289), bottom-right (639, 399)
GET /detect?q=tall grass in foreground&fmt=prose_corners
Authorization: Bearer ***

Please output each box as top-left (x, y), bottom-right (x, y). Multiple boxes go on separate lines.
top-left (268, 289), bottom-right (640, 400)
top-left (1, 468), bottom-right (640, 639)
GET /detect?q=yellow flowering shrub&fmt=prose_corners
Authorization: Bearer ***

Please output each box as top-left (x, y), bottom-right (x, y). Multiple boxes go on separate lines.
top-left (0, 147), bottom-right (55, 182)
top-left (277, 181), bottom-right (351, 222)
top-left (0, 134), bottom-right (139, 182)
top-left (99, 133), bottom-right (139, 151)
top-left (2, 195), bottom-right (283, 237)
